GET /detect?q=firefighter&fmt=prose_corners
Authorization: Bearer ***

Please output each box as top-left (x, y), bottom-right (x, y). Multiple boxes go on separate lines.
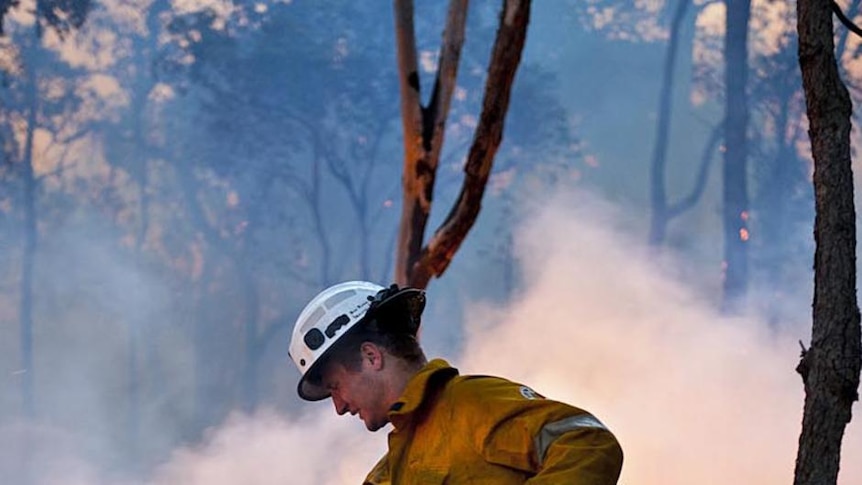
top-left (288, 281), bottom-right (623, 484)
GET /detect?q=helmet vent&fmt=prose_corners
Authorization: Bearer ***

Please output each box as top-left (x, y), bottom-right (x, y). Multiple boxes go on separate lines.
top-left (325, 290), bottom-right (355, 309)
top-left (302, 306), bottom-right (326, 332)
top-left (304, 328), bottom-right (325, 350)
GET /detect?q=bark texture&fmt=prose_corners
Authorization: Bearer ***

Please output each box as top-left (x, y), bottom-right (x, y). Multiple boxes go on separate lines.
top-left (794, 1), bottom-right (862, 484)
top-left (393, 0), bottom-right (531, 289)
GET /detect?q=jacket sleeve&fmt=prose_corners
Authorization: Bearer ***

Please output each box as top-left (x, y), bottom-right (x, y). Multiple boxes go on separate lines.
top-left (523, 419), bottom-right (623, 485)
top-left (463, 378), bottom-right (623, 485)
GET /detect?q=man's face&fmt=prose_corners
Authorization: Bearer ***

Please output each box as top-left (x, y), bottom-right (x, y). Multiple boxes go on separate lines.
top-left (321, 356), bottom-right (389, 431)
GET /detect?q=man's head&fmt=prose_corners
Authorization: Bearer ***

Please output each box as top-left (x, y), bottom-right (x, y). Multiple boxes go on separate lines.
top-left (288, 281), bottom-right (427, 429)
top-left (308, 323), bottom-right (426, 430)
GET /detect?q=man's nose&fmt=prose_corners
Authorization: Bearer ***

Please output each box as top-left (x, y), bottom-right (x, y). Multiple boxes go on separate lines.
top-left (332, 393), bottom-right (348, 415)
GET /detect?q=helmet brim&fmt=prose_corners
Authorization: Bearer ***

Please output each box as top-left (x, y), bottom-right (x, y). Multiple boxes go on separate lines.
top-left (296, 288), bottom-right (426, 402)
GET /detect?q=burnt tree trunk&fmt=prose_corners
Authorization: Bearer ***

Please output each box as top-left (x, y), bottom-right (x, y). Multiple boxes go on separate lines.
top-left (793, 1), bottom-right (862, 484)
top-left (393, 0), bottom-right (531, 289)
top-left (721, 0), bottom-right (751, 312)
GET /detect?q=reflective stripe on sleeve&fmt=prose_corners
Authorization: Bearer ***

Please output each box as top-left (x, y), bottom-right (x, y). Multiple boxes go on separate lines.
top-left (534, 414), bottom-right (608, 466)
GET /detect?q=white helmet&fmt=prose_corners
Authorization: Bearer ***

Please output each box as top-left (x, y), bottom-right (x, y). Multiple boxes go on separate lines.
top-left (289, 281), bottom-right (426, 401)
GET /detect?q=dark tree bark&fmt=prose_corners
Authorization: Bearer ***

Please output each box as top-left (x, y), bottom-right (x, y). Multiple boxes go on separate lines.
top-left (393, 0), bottom-right (531, 289)
top-left (793, 1), bottom-right (862, 484)
top-left (721, 0), bottom-right (751, 312)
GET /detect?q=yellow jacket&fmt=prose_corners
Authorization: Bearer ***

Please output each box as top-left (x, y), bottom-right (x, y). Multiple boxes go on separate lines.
top-left (364, 359), bottom-right (623, 484)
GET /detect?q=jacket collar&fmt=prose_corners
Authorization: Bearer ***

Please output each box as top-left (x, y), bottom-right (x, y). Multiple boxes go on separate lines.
top-left (388, 359), bottom-right (458, 430)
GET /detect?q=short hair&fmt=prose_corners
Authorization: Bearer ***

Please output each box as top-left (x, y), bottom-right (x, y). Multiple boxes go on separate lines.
top-left (307, 319), bottom-right (426, 385)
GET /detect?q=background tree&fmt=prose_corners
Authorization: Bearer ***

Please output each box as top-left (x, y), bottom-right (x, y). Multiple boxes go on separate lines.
top-left (90, 0), bottom-right (172, 455)
top-left (746, 2), bottom-right (812, 326)
top-left (570, 0), bottom-right (727, 276)
top-left (721, 0), bottom-right (751, 312)
top-left (649, 0), bottom-right (693, 247)
top-left (2, 0), bottom-right (92, 418)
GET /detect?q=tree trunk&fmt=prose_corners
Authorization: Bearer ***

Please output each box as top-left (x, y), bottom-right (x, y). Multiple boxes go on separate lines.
top-left (240, 262), bottom-right (260, 412)
top-left (648, 0), bottom-right (690, 247)
top-left (127, 51), bottom-right (151, 465)
top-left (19, 22), bottom-right (42, 419)
top-left (310, 136), bottom-right (332, 286)
top-left (393, 0), bottom-right (468, 287)
top-left (20, 94), bottom-right (37, 420)
top-left (128, 1), bottom-right (170, 457)
top-left (721, 0), bottom-right (751, 312)
top-left (394, 0), bottom-right (531, 289)
top-left (793, 1), bottom-right (861, 483)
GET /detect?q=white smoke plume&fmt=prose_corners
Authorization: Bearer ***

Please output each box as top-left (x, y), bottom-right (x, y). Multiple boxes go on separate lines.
top-left (131, 190), bottom-right (862, 484)
top-left (460, 191), bottom-right (862, 484)
top-left (0, 421), bottom-right (104, 485)
top-left (150, 409), bottom-right (383, 485)
top-left (0, 408), bottom-right (385, 485)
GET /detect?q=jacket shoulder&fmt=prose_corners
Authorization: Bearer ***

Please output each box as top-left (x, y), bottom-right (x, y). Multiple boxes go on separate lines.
top-left (363, 453), bottom-right (390, 485)
top-left (446, 374), bottom-right (547, 402)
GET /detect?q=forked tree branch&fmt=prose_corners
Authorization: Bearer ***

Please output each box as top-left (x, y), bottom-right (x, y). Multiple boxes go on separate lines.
top-left (408, 0), bottom-right (531, 288)
top-left (393, 0), bottom-right (468, 286)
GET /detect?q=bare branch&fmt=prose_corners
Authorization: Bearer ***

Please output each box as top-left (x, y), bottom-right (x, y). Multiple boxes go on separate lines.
top-left (427, 0), bottom-right (468, 158)
top-left (667, 122), bottom-right (722, 218)
top-left (393, 0), bottom-right (424, 155)
top-left (409, 0), bottom-right (531, 288)
top-left (394, 0), bottom-right (469, 285)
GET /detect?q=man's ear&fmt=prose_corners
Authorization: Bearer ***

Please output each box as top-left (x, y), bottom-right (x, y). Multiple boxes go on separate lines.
top-left (359, 342), bottom-right (384, 371)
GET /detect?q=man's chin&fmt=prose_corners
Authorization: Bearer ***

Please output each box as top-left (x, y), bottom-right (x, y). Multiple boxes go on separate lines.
top-left (364, 418), bottom-right (387, 432)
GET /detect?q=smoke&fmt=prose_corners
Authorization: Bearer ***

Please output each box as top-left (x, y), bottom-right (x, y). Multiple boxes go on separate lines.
top-left (4, 190), bottom-right (859, 485)
top-left (0, 421), bottom-right (104, 485)
top-left (459, 190), bottom-right (862, 484)
top-left (0, 222), bottom-right (187, 485)
top-left (0, 409), bottom-right (384, 485)
top-left (129, 189), bottom-right (859, 484)
top-left (149, 409), bottom-right (383, 485)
